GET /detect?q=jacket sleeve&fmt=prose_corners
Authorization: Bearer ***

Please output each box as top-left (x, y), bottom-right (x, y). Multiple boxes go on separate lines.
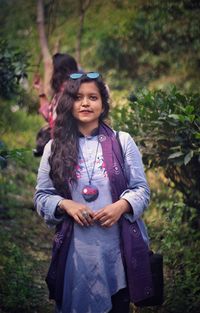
top-left (119, 131), bottom-right (150, 222)
top-left (34, 140), bottom-right (65, 227)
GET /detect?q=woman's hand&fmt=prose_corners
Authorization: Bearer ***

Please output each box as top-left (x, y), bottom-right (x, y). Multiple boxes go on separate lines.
top-left (93, 199), bottom-right (131, 227)
top-left (59, 199), bottom-right (95, 227)
top-left (33, 74), bottom-right (44, 94)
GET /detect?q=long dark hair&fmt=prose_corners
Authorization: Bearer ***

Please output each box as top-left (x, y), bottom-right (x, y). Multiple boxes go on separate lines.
top-left (49, 76), bottom-right (110, 197)
top-left (51, 53), bottom-right (78, 93)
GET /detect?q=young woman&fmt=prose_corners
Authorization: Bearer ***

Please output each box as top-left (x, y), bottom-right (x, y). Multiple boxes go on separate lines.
top-left (33, 53), bottom-right (78, 157)
top-left (34, 73), bottom-right (153, 313)
top-left (34, 53), bottom-right (78, 124)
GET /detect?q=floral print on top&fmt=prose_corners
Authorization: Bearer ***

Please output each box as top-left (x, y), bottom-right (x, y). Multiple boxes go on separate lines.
top-left (75, 150), bottom-right (108, 179)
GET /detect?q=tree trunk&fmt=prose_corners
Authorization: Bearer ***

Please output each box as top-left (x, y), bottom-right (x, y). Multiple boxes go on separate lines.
top-left (76, 10), bottom-right (84, 65)
top-left (37, 0), bottom-right (53, 97)
top-left (76, 0), bottom-right (91, 66)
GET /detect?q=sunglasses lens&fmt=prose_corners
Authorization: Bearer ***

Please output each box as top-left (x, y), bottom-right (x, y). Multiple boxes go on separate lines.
top-left (70, 72), bottom-right (100, 80)
top-left (87, 72), bottom-right (100, 79)
top-left (70, 73), bottom-right (83, 79)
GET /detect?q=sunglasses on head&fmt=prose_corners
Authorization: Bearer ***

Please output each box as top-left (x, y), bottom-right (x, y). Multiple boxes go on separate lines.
top-left (69, 72), bottom-right (101, 80)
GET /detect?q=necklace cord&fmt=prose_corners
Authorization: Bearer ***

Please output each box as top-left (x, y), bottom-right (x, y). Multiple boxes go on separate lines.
top-left (79, 139), bottom-right (100, 184)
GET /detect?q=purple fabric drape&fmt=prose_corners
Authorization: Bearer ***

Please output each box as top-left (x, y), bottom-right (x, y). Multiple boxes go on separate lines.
top-left (45, 122), bottom-right (154, 305)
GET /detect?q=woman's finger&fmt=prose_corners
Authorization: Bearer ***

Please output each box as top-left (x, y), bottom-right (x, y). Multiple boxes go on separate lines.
top-left (93, 210), bottom-right (105, 221)
top-left (73, 214), bottom-right (84, 226)
top-left (101, 219), bottom-right (114, 227)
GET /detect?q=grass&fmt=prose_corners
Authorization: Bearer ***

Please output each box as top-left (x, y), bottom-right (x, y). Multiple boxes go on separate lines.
top-left (0, 109), bottom-right (55, 312)
top-left (0, 180), bottom-right (55, 312)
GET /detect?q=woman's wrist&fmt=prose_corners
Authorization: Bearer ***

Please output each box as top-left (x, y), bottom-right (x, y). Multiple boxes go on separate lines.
top-left (119, 199), bottom-right (132, 214)
top-left (55, 199), bottom-right (65, 217)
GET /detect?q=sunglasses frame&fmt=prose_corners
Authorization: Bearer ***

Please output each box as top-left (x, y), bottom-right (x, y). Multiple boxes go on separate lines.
top-left (69, 72), bottom-right (100, 80)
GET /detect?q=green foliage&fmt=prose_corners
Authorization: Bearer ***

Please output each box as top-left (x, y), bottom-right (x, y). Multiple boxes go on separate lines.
top-left (1, 0), bottom-right (199, 91)
top-left (0, 108), bottom-right (42, 208)
top-left (0, 146), bottom-right (36, 210)
top-left (145, 198), bottom-right (200, 313)
top-left (0, 41), bottom-right (28, 99)
top-left (111, 87), bottom-right (200, 209)
top-left (0, 140), bottom-right (8, 169)
top-left (162, 205), bottom-right (200, 313)
top-left (0, 202), bottom-right (53, 313)
top-left (0, 108), bottom-right (48, 311)
top-left (0, 0), bottom-right (37, 54)
top-left (139, 172), bottom-right (200, 313)
top-left (0, 206), bottom-right (53, 312)
top-left (0, 239), bottom-right (40, 312)
top-left (0, 142), bottom-right (28, 166)
top-left (95, 0), bottom-right (200, 90)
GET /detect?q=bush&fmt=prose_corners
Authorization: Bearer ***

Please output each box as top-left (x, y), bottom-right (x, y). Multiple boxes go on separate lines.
top-left (111, 87), bottom-right (200, 210)
top-left (0, 110), bottom-right (42, 209)
top-left (0, 41), bottom-right (28, 99)
top-left (145, 199), bottom-right (200, 313)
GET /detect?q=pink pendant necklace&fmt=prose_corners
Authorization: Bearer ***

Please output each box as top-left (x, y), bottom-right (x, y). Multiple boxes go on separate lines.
top-left (80, 140), bottom-right (100, 202)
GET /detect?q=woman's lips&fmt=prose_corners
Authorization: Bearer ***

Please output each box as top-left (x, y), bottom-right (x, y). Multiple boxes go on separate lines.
top-left (79, 110), bottom-right (92, 113)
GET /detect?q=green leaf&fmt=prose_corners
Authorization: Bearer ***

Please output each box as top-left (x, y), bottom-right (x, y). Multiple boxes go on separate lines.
top-left (185, 105), bottom-right (194, 115)
top-left (184, 150), bottom-right (194, 165)
top-left (0, 156), bottom-right (7, 169)
top-left (188, 114), bottom-right (195, 123)
top-left (168, 151), bottom-right (184, 159)
top-left (170, 146), bottom-right (181, 151)
top-left (168, 114), bottom-right (180, 120)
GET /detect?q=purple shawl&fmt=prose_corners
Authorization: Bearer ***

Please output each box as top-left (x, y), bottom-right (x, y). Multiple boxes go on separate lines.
top-left (46, 122), bottom-right (154, 305)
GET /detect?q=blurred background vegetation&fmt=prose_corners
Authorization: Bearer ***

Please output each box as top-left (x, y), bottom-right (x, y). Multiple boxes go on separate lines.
top-left (0, 0), bottom-right (200, 312)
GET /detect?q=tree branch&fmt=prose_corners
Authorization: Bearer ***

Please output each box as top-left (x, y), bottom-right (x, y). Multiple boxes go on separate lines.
top-left (36, 0), bottom-right (53, 97)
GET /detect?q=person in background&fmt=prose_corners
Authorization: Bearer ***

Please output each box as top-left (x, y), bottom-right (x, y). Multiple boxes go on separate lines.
top-left (33, 53), bottom-right (78, 156)
top-left (34, 52), bottom-right (78, 128)
top-left (34, 72), bottom-right (153, 313)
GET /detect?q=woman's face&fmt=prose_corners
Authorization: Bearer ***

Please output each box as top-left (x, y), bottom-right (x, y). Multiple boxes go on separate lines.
top-left (72, 81), bottom-right (103, 134)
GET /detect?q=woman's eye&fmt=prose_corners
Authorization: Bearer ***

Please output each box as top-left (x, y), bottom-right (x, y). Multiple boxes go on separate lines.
top-left (90, 95), bottom-right (98, 101)
top-left (75, 95), bottom-right (82, 101)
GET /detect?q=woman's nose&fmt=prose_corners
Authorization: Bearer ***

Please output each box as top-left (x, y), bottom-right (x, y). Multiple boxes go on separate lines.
top-left (81, 96), bottom-right (89, 106)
